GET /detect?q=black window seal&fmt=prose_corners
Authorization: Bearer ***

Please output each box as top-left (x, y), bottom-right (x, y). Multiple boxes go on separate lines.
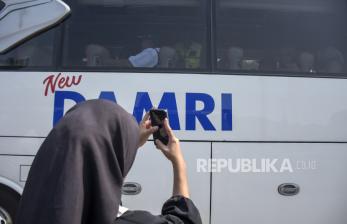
top-left (1, 65), bottom-right (347, 80)
top-left (208, 0), bottom-right (216, 72)
top-left (1, 0), bottom-right (347, 80)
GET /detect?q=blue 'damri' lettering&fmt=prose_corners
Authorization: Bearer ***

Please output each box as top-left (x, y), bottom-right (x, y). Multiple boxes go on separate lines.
top-left (132, 92), bottom-right (180, 129)
top-left (53, 91), bottom-right (116, 126)
top-left (221, 93), bottom-right (232, 130)
top-left (186, 93), bottom-right (216, 130)
top-left (99, 91), bottom-right (117, 103)
top-left (52, 91), bottom-right (232, 131)
top-left (133, 92), bottom-right (153, 123)
top-left (53, 91), bottom-right (86, 126)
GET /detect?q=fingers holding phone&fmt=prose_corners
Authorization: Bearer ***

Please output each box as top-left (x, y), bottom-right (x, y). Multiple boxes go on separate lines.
top-left (155, 118), bottom-right (184, 164)
top-left (138, 111), bottom-right (158, 148)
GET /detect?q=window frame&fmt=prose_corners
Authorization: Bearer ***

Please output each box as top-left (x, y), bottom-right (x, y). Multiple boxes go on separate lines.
top-left (1, 0), bottom-right (347, 79)
top-left (213, 0), bottom-right (347, 78)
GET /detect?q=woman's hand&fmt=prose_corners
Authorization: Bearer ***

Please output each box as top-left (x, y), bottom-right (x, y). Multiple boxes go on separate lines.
top-left (155, 118), bottom-right (189, 198)
top-left (138, 112), bottom-right (158, 148)
top-left (155, 118), bottom-right (184, 165)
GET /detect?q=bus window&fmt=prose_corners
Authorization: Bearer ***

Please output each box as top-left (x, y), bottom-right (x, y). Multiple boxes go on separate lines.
top-left (0, 1), bottom-right (4, 11)
top-left (62, 0), bottom-right (208, 71)
top-left (215, 0), bottom-right (347, 76)
top-left (0, 28), bottom-right (57, 69)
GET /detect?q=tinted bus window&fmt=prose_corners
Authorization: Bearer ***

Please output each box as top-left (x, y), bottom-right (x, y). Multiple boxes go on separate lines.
top-left (0, 28), bottom-right (57, 69)
top-left (215, 0), bottom-right (347, 76)
top-left (62, 0), bottom-right (208, 71)
top-left (0, 1), bottom-right (5, 11)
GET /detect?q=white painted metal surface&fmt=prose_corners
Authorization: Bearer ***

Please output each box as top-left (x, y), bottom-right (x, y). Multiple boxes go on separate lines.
top-left (211, 142), bottom-right (347, 224)
top-left (123, 142), bottom-right (211, 224)
top-left (0, 72), bottom-right (346, 141)
top-left (0, 71), bottom-right (346, 224)
top-left (0, 0), bottom-right (70, 53)
top-left (0, 156), bottom-right (34, 190)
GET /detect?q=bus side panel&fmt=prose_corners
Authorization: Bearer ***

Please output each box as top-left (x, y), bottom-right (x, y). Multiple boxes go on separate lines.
top-left (211, 143), bottom-right (347, 224)
top-left (0, 137), bottom-right (41, 189)
top-left (122, 142), bottom-right (211, 224)
top-left (0, 72), bottom-right (347, 142)
top-left (0, 137), bottom-right (44, 155)
top-left (0, 155), bottom-right (34, 189)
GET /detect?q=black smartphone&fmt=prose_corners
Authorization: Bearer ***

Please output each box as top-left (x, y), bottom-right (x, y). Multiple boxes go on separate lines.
top-left (149, 109), bottom-right (169, 145)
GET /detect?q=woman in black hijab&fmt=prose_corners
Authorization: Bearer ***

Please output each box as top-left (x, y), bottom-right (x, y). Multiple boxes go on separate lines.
top-left (16, 99), bottom-right (202, 224)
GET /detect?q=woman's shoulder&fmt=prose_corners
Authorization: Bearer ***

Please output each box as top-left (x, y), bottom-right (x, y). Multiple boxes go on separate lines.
top-left (115, 210), bottom-right (167, 224)
top-left (115, 196), bottom-right (202, 224)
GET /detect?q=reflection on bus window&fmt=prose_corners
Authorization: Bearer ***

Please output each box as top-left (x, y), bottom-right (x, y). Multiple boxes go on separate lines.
top-left (62, 0), bottom-right (208, 71)
top-left (216, 0), bottom-right (347, 75)
top-left (0, 29), bottom-right (56, 68)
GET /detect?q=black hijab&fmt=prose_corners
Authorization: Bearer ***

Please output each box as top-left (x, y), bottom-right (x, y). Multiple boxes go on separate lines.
top-left (16, 99), bottom-right (140, 224)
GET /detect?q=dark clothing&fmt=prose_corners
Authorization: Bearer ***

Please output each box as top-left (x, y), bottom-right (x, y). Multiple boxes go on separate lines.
top-left (116, 196), bottom-right (202, 224)
top-left (16, 99), bottom-right (201, 224)
top-left (16, 100), bottom-right (140, 224)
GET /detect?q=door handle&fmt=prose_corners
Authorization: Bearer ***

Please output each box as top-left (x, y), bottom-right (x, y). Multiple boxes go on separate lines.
top-left (278, 183), bottom-right (300, 196)
top-left (122, 182), bottom-right (142, 195)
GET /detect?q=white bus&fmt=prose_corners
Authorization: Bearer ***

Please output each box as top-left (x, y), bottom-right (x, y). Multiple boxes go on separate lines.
top-left (1, 0), bottom-right (347, 223)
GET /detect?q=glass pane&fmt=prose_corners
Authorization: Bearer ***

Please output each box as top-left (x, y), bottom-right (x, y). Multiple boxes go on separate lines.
top-left (62, 0), bottom-right (208, 71)
top-left (0, 28), bottom-right (57, 69)
top-left (216, 0), bottom-right (347, 75)
top-left (0, 1), bottom-right (5, 11)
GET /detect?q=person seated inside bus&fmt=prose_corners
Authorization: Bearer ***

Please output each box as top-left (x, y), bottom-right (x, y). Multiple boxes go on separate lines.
top-left (217, 46), bottom-right (241, 70)
top-left (276, 47), bottom-right (300, 72)
top-left (85, 35), bottom-right (160, 68)
top-left (0, 38), bottom-right (53, 67)
top-left (218, 46), bottom-right (260, 71)
top-left (174, 40), bottom-right (202, 69)
top-left (16, 100), bottom-right (202, 224)
top-left (226, 46), bottom-right (244, 70)
top-left (0, 50), bottom-right (15, 66)
top-left (157, 46), bottom-right (177, 68)
top-left (298, 51), bottom-right (316, 73)
top-left (316, 46), bottom-right (345, 74)
top-left (14, 44), bottom-right (53, 67)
